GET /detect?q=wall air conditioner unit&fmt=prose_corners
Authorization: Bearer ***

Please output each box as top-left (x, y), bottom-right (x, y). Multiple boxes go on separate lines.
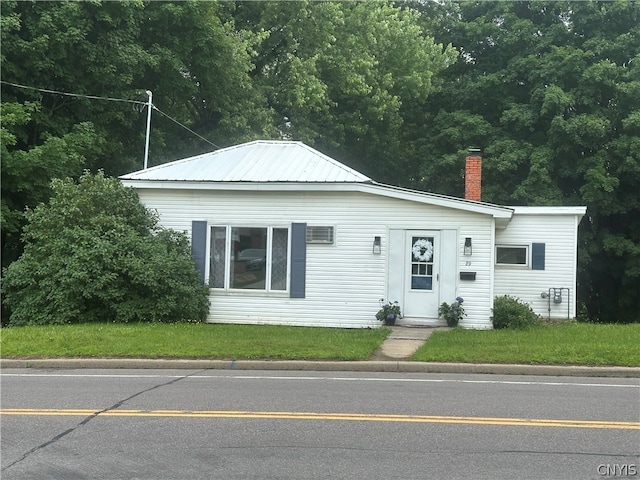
top-left (306, 226), bottom-right (334, 244)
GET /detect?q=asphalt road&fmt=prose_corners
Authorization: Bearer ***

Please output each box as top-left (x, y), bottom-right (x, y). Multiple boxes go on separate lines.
top-left (1, 369), bottom-right (639, 480)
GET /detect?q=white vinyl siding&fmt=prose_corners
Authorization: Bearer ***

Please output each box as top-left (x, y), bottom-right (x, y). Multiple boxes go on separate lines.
top-left (457, 221), bottom-right (495, 329)
top-left (494, 212), bottom-right (580, 319)
top-left (136, 189), bottom-right (495, 328)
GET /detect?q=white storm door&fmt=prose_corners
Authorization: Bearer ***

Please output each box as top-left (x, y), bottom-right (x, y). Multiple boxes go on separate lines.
top-left (403, 231), bottom-right (440, 319)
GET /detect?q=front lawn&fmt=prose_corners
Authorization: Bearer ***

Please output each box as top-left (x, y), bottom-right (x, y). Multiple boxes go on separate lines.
top-left (0, 323), bottom-right (390, 361)
top-left (411, 322), bottom-right (640, 366)
top-left (2, 321), bottom-right (638, 367)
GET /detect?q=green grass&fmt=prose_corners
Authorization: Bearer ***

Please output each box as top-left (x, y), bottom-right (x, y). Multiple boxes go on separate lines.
top-left (410, 322), bottom-right (640, 366)
top-left (2, 321), bottom-right (638, 366)
top-left (0, 323), bottom-right (390, 361)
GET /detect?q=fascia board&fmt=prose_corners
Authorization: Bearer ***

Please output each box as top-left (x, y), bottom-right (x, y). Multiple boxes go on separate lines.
top-left (120, 180), bottom-right (367, 191)
top-left (509, 206), bottom-right (587, 217)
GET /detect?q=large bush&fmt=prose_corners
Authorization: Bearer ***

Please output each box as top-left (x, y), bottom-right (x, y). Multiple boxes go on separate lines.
top-left (492, 295), bottom-right (540, 330)
top-left (2, 172), bottom-right (209, 325)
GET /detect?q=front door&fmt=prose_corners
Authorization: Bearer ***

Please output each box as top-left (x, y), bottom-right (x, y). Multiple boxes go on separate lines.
top-left (403, 231), bottom-right (440, 320)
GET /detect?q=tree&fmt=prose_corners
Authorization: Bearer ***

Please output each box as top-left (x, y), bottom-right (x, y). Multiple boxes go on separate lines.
top-left (2, 172), bottom-right (209, 326)
top-left (1, 1), bottom-right (150, 174)
top-left (1, 0), bottom-right (268, 265)
top-left (411, 0), bottom-right (640, 322)
top-left (0, 102), bottom-right (105, 266)
top-left (1, 0), bottom-right (271, 169)
top-left (228, 0), bottom-right (456, 184)
top-left (134, 1), bottom-right (274, 159)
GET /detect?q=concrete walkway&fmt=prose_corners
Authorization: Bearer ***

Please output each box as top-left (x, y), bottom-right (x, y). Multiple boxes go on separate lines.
top-left (372, 325), bottom-right (449, 360)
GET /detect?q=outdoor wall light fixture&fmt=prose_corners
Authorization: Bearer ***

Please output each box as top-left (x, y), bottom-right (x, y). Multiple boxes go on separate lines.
top-left (373, 236), bottom-right (382, 254)
top-left (464, 237), bottom-right (473, 256)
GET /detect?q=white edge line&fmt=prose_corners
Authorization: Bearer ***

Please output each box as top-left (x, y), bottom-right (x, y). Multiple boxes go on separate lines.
top-left (1, 373), bottom-right (638, 388)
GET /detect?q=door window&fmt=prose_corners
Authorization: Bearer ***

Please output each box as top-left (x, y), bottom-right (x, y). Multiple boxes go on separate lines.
top-left (410, 236), bottom-right (434, 290)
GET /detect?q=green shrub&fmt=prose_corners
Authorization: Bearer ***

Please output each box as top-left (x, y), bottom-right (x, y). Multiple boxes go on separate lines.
top-left (2, 172), bottom-right (210, 325)
top-left (492, 295), bottom-right (540, 329)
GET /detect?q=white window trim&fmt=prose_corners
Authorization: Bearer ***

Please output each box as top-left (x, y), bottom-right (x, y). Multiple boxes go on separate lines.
top-left (206, 225), bottom-right (291, 293)
top-left (495, 244), bottom-right (530, 267)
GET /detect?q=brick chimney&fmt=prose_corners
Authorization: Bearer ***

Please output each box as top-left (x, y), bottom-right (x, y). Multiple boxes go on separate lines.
top-left (465, 148), bottom-right (482, 202)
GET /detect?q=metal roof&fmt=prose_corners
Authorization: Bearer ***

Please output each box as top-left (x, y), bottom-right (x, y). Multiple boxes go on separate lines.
top-left (120, 140), bottom-right (372, 183)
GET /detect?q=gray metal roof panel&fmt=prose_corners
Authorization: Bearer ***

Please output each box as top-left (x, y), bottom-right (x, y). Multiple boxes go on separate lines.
top-left (120, 140), bottom-right (372, 183)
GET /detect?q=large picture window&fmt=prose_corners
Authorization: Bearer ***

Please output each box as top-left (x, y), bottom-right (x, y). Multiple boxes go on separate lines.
top-left (209, 226), bottom-right (289, 291)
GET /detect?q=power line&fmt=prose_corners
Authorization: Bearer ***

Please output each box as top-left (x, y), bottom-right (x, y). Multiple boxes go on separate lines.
top-left (153, 106), bottom-right (221, 149)
top-left (0, 80), bottom-right (146, 105)
top-left (1, 80), bottom-right (222, 150)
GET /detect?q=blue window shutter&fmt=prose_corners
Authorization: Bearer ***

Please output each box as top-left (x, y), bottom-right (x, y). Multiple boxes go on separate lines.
top-left (532, 243), bottom-right (545, 270)
top-left (290, 223), bottom-right (307, 298)
top-left (191, 221), bottom-right (208, 283)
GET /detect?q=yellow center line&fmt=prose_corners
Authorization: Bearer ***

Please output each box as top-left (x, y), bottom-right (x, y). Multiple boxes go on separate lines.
top-left (1, 408), bottom-right (639, 430)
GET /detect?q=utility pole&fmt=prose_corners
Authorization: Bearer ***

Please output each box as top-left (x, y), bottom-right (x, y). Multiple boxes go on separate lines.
top-left (143, 90), bottom-right (153, 169)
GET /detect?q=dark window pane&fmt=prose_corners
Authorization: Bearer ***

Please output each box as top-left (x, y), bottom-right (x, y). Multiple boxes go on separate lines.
top-left (232, 227), bottom-right (267, 289)
top-left (411, 276), bottom-right (433, 290)
top-left (497, 246), bottom-right (527, 265)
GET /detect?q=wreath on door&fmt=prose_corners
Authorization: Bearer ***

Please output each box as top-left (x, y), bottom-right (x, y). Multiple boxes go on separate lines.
top-left (412, 238), bottom-right (433, 262)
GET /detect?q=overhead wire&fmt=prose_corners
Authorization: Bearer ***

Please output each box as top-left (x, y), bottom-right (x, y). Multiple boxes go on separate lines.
top-left (0, 80), bottom-right (147, 105)
top-left (0, 80), bottom-right (221, 150)
top-left (152, 106), bottom-right (221, 149)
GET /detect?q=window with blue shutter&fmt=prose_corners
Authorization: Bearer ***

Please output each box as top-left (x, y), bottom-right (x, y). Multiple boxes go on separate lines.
top-left (531, 243), bottom-right (546, 270)
top-left (205, 224), bottom-right (294, 293)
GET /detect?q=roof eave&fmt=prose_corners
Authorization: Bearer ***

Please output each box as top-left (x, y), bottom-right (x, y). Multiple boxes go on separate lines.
top-left (121, 178), bottom-right (514, 222)
top-left (364, 182), bottom-right (514, 221)
top-left (509, 205), bottom-right (587, 218)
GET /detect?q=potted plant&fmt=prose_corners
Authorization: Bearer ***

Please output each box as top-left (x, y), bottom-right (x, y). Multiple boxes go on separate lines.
top-left (439, 296), bottom-right (465, 327)
top-left (376, 299), bottom-right (401, 326)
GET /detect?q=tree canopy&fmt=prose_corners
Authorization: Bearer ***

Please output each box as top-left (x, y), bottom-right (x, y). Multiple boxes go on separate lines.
top-left (1, 0), bottom-right (638, 322)
top-left (1, 0), bottom-right (266, 264)
top-left (411, 0), bottom-right (640, 322)
top-left (228, 1), bottom-right (456, 183)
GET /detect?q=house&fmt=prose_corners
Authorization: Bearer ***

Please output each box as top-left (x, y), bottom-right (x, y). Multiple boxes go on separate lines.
top-left (120, 140), bottom-right (586, 329)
